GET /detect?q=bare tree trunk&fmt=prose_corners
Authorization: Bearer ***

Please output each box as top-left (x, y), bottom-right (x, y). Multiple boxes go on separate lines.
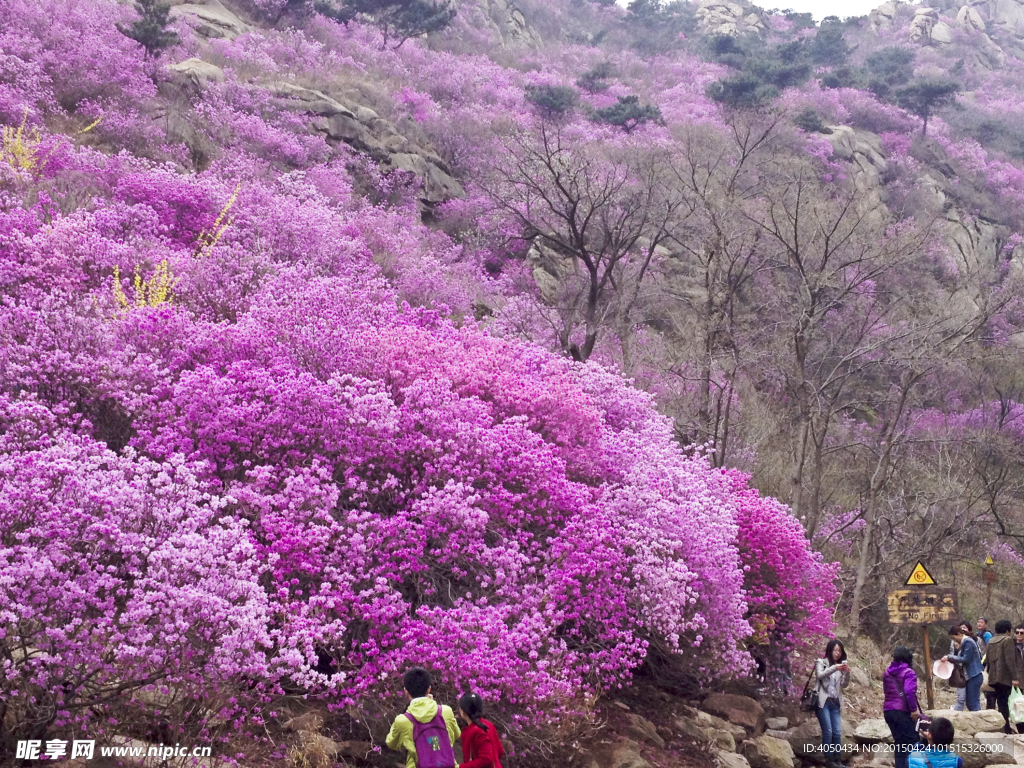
top-left (790, 417), bottom-right (810, 521)
top-left (805, 428), bottom-right (826, 537)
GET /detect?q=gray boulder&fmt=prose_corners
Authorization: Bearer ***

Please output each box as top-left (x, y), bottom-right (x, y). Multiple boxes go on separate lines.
top-left (853, 719), bottom-right (892, 744)
top-left (622, 713), bottom-right (666, 749)
top-left (743, 734), bottom-right (796, 768)
top-left (927, 709), bottom-right (1006, 736)
top-left (702, 693), bottom-right (767, 736)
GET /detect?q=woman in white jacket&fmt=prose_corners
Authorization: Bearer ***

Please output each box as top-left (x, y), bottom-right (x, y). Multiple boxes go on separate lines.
top-left (816, 639), bottom-right (852, 768)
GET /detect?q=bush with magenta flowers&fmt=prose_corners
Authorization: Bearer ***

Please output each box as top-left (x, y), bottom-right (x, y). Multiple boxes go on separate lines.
top-left (0, 0), bottom-right (846, 754)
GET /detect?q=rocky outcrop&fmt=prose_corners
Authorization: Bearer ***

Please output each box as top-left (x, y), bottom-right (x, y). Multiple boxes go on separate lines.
top-left (909, 7), bottom-right (955, 44)
top-left (958, 4), bottom-right (988, 31)
top-left (967, 0), bottom-right (1024, 37)
top-left (870, 0), bottom-right (901, 31)
top-left (266, 81), bottom-right (465, 204)
top-left (828, 126), bottom-right (889, 229)
top-left (695, 0), bottom-right (766, 36)
top-left (469, 0), bottom-right (541, 46)
top-left (953, 5), bottom-right (1008, 66)
top-left (166, 58), bottom-right (225, 95)
top-left (168, 0), bottom-right (251, 40)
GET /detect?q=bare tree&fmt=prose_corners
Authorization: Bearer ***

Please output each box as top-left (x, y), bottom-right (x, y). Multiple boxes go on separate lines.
top-left (484, 121), bottom-right (686, 368)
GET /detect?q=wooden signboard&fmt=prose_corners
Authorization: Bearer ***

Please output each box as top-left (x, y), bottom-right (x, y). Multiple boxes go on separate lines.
top-left (887, 561), bottom-right (958, 710)
top-left (886, 587), bottom-right (959, 626)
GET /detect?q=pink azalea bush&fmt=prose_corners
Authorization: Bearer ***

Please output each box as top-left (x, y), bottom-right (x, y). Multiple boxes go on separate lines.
top-left (0, 146), bottom-right (837, 748)
top-left (0, 0), bottom-right (844, 754)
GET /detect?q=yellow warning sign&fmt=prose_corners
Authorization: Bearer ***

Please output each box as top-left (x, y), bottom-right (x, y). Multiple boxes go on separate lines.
top-left (905, 561), bottom-right (936, 586)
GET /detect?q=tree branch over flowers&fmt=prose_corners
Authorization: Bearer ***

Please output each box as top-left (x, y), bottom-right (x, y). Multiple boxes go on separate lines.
top-left (483, 121), bottom-right (687, 366)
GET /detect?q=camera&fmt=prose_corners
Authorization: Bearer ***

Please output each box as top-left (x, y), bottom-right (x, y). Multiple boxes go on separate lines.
top-left (917, 718), bottom-right (931, 734)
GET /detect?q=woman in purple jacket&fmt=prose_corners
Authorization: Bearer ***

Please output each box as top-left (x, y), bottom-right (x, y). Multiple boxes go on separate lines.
top-left (883, 646), bottom-right (923, 768)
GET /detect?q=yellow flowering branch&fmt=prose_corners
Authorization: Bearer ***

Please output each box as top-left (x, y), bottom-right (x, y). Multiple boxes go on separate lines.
top-left (113, 260), bottom-right (176, 310)
top-left (1, 110), bottom-right (42, 172)
top-left (1, 111), bottom-right (103, 175)
top-left (195, 183), bottom-right (241, 258)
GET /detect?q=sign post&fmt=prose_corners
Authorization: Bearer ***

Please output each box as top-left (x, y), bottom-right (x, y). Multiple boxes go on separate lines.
top-left (983, 555), bottom-right (997, 609)
top-left (887, 561), bottom-right (957, 710)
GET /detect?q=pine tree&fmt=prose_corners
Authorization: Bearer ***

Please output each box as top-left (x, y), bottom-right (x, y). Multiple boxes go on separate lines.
top-left (594, 95), bottom-right (662, 133)
top-left (316, 0), bottom-right (456, 49)
top-left (525, 85), bottom-right (579, 118)
top-left (897, 78), bottom-right (960, 136)
top-left (117, 0), bottom-right (180, 59)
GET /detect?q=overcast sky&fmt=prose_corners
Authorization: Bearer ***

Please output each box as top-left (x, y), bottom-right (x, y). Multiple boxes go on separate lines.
top-left (616, 0), bottom-right (889, 22)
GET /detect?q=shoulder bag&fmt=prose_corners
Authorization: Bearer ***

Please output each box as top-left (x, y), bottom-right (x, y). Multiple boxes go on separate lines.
top-left (799, 664), bottom-right (819, 712)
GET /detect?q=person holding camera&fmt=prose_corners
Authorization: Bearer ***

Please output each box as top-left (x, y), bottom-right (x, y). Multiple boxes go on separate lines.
top-left (907, 716), bottom-right (963, 768)
top-left (815, 639), bottom-right (851, 768)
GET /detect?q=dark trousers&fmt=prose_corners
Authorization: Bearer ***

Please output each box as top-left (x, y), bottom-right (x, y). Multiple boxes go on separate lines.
top-left (884, 709), bottom-right (920, 768)
top-left (993, 683), bottom-right (1013, 733)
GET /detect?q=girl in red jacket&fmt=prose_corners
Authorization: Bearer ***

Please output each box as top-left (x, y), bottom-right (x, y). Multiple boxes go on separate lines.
top-left (457, 693), bottom-right (506, 768)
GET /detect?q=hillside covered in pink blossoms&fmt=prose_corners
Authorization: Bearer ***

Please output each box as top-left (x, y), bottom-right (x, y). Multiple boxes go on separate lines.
top-left (4, 0), bottom-right (1024, 762)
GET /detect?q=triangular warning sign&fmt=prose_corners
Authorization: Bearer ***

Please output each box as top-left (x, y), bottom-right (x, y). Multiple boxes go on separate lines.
top-left (905, 561), bottom-right (936, 586)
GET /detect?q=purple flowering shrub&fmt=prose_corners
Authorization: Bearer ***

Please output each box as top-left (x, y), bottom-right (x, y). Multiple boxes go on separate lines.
top-left (1, 148), bottom-right (836, 743)
top-left (724, 469), bottom-right (840, 654)
top-left (0, 0), bottom-right (846, 752)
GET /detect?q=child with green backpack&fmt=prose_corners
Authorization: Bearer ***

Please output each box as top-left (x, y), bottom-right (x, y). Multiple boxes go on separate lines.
top-left (386, 667), bottom-right (461, 768)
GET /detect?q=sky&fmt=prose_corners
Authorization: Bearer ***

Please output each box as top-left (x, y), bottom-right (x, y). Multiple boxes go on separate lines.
top-left (616, 0), bottom-right (889, 22)
top-left (760, 0), bottom-right (887, 20)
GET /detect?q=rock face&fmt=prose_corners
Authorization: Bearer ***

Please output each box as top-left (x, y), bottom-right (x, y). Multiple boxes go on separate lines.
top-left (958, 4), bottom-right (988, 31)
top-left (168, 0), bottom-right (251, 39)
top-left (166, 58), bottom-right (225, 94)
top-left (702, 693), bottom-right (767, 736)
top-left (266, 81), bottom-right (464, 204)
top-left (469, 0), bottom-right (541, 46)
top-left (954, 5), bottom-right (1008, 66)
top-left (695, 0), bottom-right (766, 36)
top-left (743, 734), bottom-right (796, 768)
top-left (765, 717), bottom-right (789, 731)
top-left (828, 126), bottom-right (889, 229)
top-left (909, 7), bottom-right (954, 45)
top-left (968, 0), bottom-right (1024, 36)
top-left (870, 0), bottom-right (901, 31)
